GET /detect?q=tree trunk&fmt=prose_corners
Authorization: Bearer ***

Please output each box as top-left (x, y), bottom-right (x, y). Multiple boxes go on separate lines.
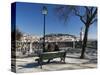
top-left (80, 25), bottom-right (89, 59)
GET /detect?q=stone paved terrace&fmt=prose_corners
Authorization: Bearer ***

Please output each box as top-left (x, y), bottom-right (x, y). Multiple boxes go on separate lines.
top-left (14, 48), bottom-right (97, 73)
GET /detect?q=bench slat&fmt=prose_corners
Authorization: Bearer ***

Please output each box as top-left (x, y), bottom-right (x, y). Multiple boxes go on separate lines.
top-left (40, 52), bottom-right (65, 59)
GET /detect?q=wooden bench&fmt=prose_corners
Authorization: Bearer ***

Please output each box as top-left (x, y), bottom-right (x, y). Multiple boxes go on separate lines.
top-left (35, 50), bottom-right (66, 69)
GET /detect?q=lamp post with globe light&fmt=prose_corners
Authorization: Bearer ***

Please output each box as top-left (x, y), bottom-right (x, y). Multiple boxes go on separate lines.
top-left (42, 6), bottom-right (48, 52)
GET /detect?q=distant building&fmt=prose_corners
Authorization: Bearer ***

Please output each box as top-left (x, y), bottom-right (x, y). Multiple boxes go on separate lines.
top-left (16, 33), bottom-right (80, 54)
top-left (20, 34), bottom-right (40, 42)
top-left (40, 33), bottom-right (80, 43)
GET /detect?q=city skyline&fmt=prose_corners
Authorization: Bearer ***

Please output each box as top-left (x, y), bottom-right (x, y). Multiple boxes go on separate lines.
top-left (16, 2), bottom-right (97, 40)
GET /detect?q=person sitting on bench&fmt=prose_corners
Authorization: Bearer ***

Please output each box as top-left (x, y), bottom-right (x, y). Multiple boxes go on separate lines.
top-left (54, 42), bottom-right (60, 51)
top-left (47, 43), bottom-right (60, 63)
top-left (46, 43), bottom-right (53, 63)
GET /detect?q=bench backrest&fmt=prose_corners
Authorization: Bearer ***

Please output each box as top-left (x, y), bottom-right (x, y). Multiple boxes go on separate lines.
top-left (39, 51), bottom-right (66, 60)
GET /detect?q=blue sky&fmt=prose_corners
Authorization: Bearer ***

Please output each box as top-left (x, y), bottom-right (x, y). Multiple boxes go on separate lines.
top-left (16, 2), bottom-right (97, 39)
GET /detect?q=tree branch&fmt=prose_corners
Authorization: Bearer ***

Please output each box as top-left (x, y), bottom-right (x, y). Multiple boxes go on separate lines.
top-left (74, 8), bottom-right (86, 24)
top-left (90, 7), bottom-right (94, 14)
top-left (90, 19), bottom-right (97, 24)
top-left (90, 8), bottom-right (97, 21)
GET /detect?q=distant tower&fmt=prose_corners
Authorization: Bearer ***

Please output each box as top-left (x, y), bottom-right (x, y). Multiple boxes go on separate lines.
top-left (80, 27), bottom-right (84, 41)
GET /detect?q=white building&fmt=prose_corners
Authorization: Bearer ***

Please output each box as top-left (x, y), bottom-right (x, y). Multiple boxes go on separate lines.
top-left (16, 33), bottom-right (80, 55)
top-left (16, 34), bottom-right (40, 54)
top-left (21, 34), bottom-right (40, 42)
top-left (41, 34), bottom-right (80, 43)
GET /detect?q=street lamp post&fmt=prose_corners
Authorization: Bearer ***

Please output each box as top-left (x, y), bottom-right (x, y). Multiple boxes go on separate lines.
top-left (42, 6), bottom-right (48, 52)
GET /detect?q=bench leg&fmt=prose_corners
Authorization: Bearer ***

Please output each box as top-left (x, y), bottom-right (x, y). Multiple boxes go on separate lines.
top-left (40, 65), bottom-right (42, 69)
top-left (60, 57), bottom-right (66, 63)
top-left (39, 60), bottom-right (43, 69)
top-left (63, 58), bottom-right (66, 63)
top-left (47, 59), bottom-right (51, 63)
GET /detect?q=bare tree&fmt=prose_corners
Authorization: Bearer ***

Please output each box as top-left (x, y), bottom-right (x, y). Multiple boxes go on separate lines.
top-left (55, 5), bottom-right (97, 58)
top-left (16, 28), bottom-right (23, 41)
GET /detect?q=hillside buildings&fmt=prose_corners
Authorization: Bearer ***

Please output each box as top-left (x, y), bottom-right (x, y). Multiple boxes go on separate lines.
top-left (20, 33), bottom-right (80, 43)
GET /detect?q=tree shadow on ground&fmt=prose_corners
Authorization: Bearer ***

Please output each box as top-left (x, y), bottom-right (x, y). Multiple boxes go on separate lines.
top-left (41, 61), bottom-right (96, 71)
top-left (82, 58), bottom-right (97, 64)
top-left (66, 56), bottom-right (80, 59)
top-left (18, 60), bottom-right (65, 69)
top-left (18, 62), bottom-right (40, 68)
top-left (16, 60), bottom-right (28, 62)
top-left (17, 59), bottom-right (97, 71)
